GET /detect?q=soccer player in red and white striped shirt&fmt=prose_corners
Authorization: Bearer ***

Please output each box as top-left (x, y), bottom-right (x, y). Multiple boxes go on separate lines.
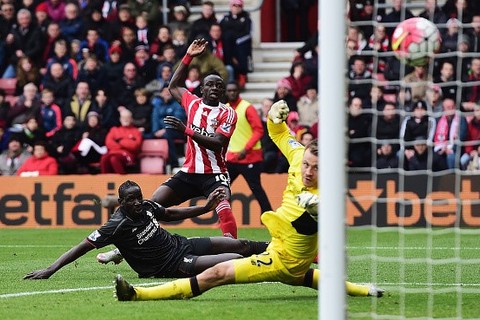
top-left (152, 38), bottom-right (239, 238)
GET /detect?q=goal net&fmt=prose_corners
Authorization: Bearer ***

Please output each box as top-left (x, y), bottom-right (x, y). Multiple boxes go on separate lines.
top-left (343, 0), bottom-right (480, 318)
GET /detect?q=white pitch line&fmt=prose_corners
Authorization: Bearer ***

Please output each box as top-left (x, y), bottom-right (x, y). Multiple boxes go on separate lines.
top-left (0, 281), bottom-right (166, 299)
top-left (2, 281), bottom-right (480, 300)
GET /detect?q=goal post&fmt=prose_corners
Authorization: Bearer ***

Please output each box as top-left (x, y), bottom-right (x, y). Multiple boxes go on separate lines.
top-left (319, 0), bottom-right (347, 319)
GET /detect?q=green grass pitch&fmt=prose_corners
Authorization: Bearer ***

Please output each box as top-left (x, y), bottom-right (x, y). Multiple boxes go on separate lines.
top-left (1, 227), bottom-right (479, 319)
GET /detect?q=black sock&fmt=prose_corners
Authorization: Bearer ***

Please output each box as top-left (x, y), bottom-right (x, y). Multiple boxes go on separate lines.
top-left (189, 277), bottom-right (201, 297)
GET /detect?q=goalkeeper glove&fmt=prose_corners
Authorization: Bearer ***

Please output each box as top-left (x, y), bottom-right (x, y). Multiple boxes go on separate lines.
top-left (297, 191), bottom-right (319, 221)
top-left (268, 100), bottom-right (289, 124)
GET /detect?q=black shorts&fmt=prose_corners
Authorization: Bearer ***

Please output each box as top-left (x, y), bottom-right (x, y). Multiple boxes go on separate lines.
top-left (172, 237), bottom-right (213, 277)
top-left (162, 171), bottom-right (231, 203)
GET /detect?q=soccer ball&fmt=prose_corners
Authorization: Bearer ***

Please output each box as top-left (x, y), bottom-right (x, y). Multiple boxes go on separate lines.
top-left (391, 17), bottom-right (442, 67)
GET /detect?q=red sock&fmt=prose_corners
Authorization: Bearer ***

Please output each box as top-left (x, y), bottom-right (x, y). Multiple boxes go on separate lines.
top-left (216, 200), bottom-right (237, 239)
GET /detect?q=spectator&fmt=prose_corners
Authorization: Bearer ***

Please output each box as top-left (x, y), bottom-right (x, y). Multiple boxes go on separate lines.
top-left (461, 57), bottom-right (480, 111)
top-left (376, 143), bottom-right (398, 169)
top-left (184, 65), bottom-right (202, 96)
top-left (15, 56), bottom-right (41, 96)
top-left (425, 85), bottom-right (444, 116)
top-left (433, 60), bottom-right (457, 101)
top-left (0, 4), bottom-right (17, 74)
top-left (433, 98), bottom-right (468, 169)
top-left (442, 0), bottom-right (472, 24)
top-left (104, 45), bottom-right (125, 83)
top-left (462, 103), bottom-right (480, 169)
top-left (49, 114), bottom-right (82, 174)
top-left (65, 81), bottom-right (92, 126)
top-left (419, 0), bottom-right (448, 27)
top-left (348, 56), bottom-right (372, 102)
top-left (441, 18), bottom-right (461, 53)
top-left (0, 135), bottom-right (30, 175)
top-left (297, 85), bottom-right (318, 129)
top-left (188, 1), bottom-right (217, 43)
top-left (112, 26), bottom-right (136, 63)
top-left (78, 28), bottom-right (109, 63)
top-left (400, 100), bottom-right (436, 149)
top-left (348, 96), bottom-right (372, 168)
top-left (375, 102), bottom-right (401, 154)
top-left (168, 5), bottom-right (191, 38)
top-left (2, 9), bottom-right (43, 78)
top-left (145, 62), bottom-right (173, 96)
top-left (128, 87), bottom-right (152, 138)
top-left (134, 14), bottom-right (150, 45)
top-left (354, 0), bottom-right (375, 40)
top-left (403, 65), bottom-right (432, 102)
top-left (8, 83), bottom-right (42, 128)
top-left (58, 2), bottom-right (84, 42)
top-left (127, 0), bottom-right (160, 27)
top-left (259, 97), bottom-right (286, 173)
top-left (285, 60), bottom-right (312, 103)
top-left (45, 0), bottom-right (66, 23)
top-left (109, 5), bottom-right (136, 43)
top-left (273, 78), bottom-right (297, 112)
top-left (172, 28), bottom-right (188, 58)
top-left (220, 0), bottom-right (253, 89)
top-left (76, 55), bottom-right (108, 96)
top-left (286, 111), bottom-right (307, 141)
top-left (225, 81), bottom-right (272, 214)
top-left (133, 43), bottom-right (157, 83)
top-left (18, 117), bottom-right (46, 150)
top-left (363, 85), bottom-right (386, 111)
top-left (299, 130), bottom-right (314, 146)
top-left (111, 62), bottom-right (145, 107)
top-left (468, 15), bottom-right (480, 52)
top-left (83, 7), bottom-right (110, 41)
top-left (17, 140), bottom-right (58, 176)
top-left (161, 45), bottom-right (179, 66)
top-left (207, 23), bottom-right (233, 82)
top-left (41, 22), bottom-right (65, 64)
top-left (149, 25), bottom-right (173, 63)
top-left (34, 2), bottom-right (51, 34)
top-left (404, 135), bottom-right (447, 171)
top-left (90, 89), bottom-right (120, 131)
top-left (40, 88), bottom-right (62, 138)
top-left (366, 24), bottom-right (389, 74)
top-left (382, 0), bottom-right (414, 37)
top-left (75, 111), bottom-right (107, 172)
top-left (151, 83), bottom-right (187, 169)
top-left (100, 108), bottom-right (142, 174)
top-left (0, 89), bottom-right (9, 129)
top-left (42, 62), bottom-right (74, 108)
top-left (45, 39), bottom-right (78, 80)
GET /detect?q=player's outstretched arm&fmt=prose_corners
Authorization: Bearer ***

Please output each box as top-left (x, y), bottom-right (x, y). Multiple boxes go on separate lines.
top-left (24, 240), bottom-right (95, 280)
top-left (169, 38), bottom-right (208, 103)
top-left (160, 187), bottom-right (226, 221)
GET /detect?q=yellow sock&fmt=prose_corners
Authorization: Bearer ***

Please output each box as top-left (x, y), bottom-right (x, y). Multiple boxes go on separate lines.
top-left (134, 278), bottom-right (194, 301)
top-left (346, 281), bottom-right (369, 296)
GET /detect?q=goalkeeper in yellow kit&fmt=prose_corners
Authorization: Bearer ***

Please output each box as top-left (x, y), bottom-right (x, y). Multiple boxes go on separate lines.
top-left (115, 100), bottom-right (385, 301)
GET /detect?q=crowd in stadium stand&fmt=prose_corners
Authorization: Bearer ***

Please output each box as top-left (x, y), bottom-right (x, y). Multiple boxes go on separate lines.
top-left (347, 0), bottom-right (480, 172)
top-left (0, 0), bottom-right (321, 176)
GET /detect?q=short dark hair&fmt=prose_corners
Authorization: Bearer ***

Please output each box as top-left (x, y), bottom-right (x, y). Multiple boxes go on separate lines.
top-left (118, 180), bottom-right (140, 200)
top-left (305, 139), bottom-right (318, 156)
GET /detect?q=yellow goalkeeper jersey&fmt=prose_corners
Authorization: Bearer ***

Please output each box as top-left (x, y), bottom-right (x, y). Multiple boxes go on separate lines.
top-left (261, 120), bottom-right (318, 260)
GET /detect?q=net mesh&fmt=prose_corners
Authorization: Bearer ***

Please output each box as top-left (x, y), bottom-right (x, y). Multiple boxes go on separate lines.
top-left (346, 0), bottom-right (480, 318)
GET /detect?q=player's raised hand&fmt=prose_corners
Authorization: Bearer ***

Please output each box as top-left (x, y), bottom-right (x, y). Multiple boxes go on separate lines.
top-left (24, 269), bottom-right (53, 280)
top-left (164, 116), bottom-right (186, 133)
top-left (205, 187), bottom-right (227, 210)
top-left (187, 38), bottom-right (208, 57)
top-left (268, 100), bottom-right (289, 124)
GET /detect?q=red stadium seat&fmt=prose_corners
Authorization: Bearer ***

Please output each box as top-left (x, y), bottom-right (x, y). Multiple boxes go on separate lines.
top-left (0, 78), bottom-right (17, 96)
top-left (139, 139), bottom-right (169, 174)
